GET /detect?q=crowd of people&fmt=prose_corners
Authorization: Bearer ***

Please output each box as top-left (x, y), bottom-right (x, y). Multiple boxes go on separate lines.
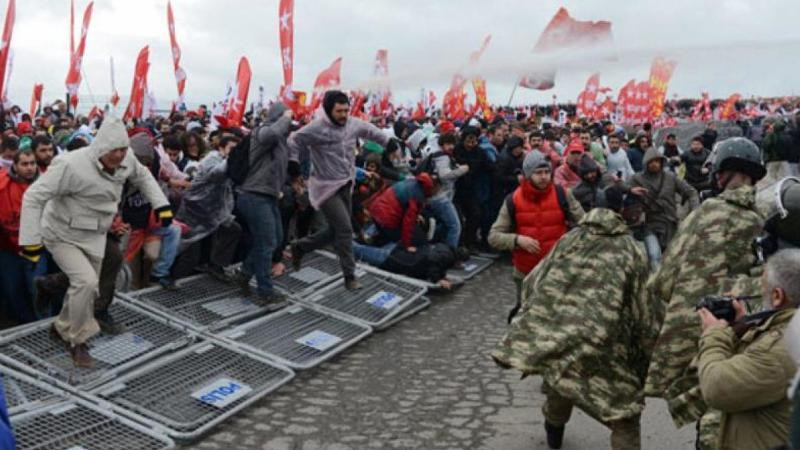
top-left (0, 91), bottom-right (799, 448)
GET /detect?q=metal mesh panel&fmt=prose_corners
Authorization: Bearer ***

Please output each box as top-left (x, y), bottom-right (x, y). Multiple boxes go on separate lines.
top-left (12, 400), bottom-right (174, 450)
top-left (0, 302), bottom-right (189, 388)
top-left (298, 270), bottom-right (427, 327)
top-left (223, 305), bottom-right (371, 369)
top-left (375, 296), bottom-right (432, 331)
top-left (273, 251), bottom-right (342, 296)
top-left (447, 256), bottom-right (494, 280)
top-left (122, 274), bottom-right (274, 331)
top-left (95, 341), bottom-right (294, 440)
top-left (1, 367), bottom-right (61, 415)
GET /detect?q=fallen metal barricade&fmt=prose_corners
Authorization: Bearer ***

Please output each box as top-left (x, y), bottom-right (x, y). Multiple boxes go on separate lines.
top-left (374, 296), bottom-right (432, 331)
top-left (220, 304), bottom-right (372, 369)
top-left (447, 256), bottom-right (494, 280)
top-left (93, 340), bottom-right (294, 442)
top-left (273, 250), bottom-right (342, 297)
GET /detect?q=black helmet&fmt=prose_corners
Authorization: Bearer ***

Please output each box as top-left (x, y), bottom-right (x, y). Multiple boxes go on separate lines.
top-left (767, 177), bottom-right (800, 247)
top-left (711, 137), bottom-right (766, 182)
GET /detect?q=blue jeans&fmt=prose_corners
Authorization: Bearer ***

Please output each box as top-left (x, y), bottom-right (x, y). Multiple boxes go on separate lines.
top-left (352, 241), bottom-right (396, 266)
top-left (643, 231), bottom-right (662, 269)
top-left (150, 224), bottom-right (181, 279)
top-left (0, 251), bottom-right (48, 323)
top-left (237, 192), bottom-right (282, 295)
top-left (426, 197), bottom-right (461, 249)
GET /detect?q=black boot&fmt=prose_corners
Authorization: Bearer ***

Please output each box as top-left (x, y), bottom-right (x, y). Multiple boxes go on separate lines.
top-left (95, 310), bottom-right (125, 335)
top-left (544, 422), bottom-right (565, 449)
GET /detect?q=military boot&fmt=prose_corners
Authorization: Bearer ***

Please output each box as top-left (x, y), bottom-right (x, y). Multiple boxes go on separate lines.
top-left (545, 422), bottom-right (565, 449)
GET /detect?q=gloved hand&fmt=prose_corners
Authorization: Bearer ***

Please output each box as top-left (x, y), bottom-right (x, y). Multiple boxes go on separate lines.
top-left (155, 206), bottom-right (174, 228)
top-left (19, 244), bottom-right (43, 264)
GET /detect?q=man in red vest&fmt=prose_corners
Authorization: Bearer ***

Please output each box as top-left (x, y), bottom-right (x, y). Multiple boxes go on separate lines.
top-left (489, 150), bottom-right (584, 321)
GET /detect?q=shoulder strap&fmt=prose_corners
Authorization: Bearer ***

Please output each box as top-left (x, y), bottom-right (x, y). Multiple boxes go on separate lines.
top-left (554, 184), bottom-right (572, 224)
top-left (505, 193), bottom-right (516, 230)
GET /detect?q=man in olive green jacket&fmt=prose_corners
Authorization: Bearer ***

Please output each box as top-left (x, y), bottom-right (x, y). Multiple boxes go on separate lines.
top-left (697, 249), bottom-right (800, 450)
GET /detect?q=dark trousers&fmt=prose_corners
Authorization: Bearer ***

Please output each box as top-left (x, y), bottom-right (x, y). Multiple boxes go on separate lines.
top-left (172, 221), bottom-right (243, 278)
top-left (295, 183), bottom-right (356, 279)
top-left (237, 192), bottom-right (282, 296)
top-left (457, 197), bottom-right (482, 249)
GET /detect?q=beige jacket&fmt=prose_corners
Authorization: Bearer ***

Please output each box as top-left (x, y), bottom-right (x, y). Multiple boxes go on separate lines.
top-left (19, 117), bottom-right (168, 257)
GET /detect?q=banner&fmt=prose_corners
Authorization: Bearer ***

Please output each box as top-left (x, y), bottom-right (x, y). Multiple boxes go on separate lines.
top-left (278, 0), bottom-right (294, 93)
top-left (633, 81), bottom-right (652, 122)
top-left (519, 7), bottom-right (613, 90)
top-left (225, 57), bottom-right (251, 126)
top-left (29, 83), bottom-right (43, 117)
top-left (368, 49), bottom-right (391, 116)
top-left (690, 92), bottom-right (712, 122)
top-left (647, 57), bottom-right (677, 120)
top-left (472, 76), bottom-right (491, 118)
top-left (167, 1), bottom-right (186, 104)
top-left (617, 79), bottom-right (635, 122)
top-left (124, 46), bottom-right (150, 122)
top-left (0, 0), bottom-right (15, 103)
top-left (308, 57), bottom-right (342, 113)
top-left (65, 1), bottom-right (93, 110)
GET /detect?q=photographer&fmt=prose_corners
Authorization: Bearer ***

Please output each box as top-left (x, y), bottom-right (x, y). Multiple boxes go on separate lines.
top-left (696, 249), bottom-right (800, 450)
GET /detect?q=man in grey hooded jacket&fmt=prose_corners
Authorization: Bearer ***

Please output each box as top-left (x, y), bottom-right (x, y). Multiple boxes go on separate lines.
top-left (19, 116), bottom-right (170, 368)
top-left (288, 90), bottom-right (389, 290)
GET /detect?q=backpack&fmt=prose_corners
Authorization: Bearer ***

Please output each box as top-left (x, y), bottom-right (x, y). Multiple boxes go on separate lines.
top-left (225, 133), bottom-right (253, 185)
top-left (413, 150), bottom-right (445, 176)
top-left (505, 184), bottom-right (573, 229)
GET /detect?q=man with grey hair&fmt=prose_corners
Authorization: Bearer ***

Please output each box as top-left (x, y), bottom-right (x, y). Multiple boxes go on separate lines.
top-left (696, 249), bottom-right (800, 450)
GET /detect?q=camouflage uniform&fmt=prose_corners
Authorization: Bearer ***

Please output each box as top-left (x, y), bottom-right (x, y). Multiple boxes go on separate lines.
top-left (491, 208), bottom-right (660, 450)
top-left (642, 185), bottom-right (763, 446)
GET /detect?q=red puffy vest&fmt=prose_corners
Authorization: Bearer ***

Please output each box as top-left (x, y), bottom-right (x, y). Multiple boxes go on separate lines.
top-left (511, 181), bottom-right (568, 274)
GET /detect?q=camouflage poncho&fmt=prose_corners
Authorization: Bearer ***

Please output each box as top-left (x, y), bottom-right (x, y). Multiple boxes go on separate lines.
top-left (643, 184), bottom-right (763, 427)
top-left (491, 208), bottom-right (659, 423)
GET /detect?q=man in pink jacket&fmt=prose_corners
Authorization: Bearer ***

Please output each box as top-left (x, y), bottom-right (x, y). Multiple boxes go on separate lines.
top-left (288, 90), bottom-right (390, 290)
top-left (553, 138), bottom-right (585, 190)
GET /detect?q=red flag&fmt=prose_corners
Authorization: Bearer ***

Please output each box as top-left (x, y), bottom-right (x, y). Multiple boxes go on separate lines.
top-left (647, 57), bottom-right (677, 119)
top-left (691, 92), bottom-right (712, 122)
top-left (370, 49), bottom-right (391, 116)
top-left (472, 76), bottom-right (491, 118)
top-left (350, 90), bottom-right (368, 119)
top-left (65, 1), bottom-right (93, 109)
top-left (412, 101), bottom-right (425, 120)
top-left (428, 91), bottom-right (436, 110)
top-left (616, 79), bottom-right (636, 122)
top-left (633, 81), bottom-right (652, 122)
top-left (29, 83), bottom-right (43, 117)
top-left (594, 97), bottom-right (615, 120)
top-left (575, 73), bottom-right (600, 117)
top-left (283, 90), bottom-right (307, 117)
top-left (720, 93), bottom-right (741, 120)
top-left (520, 7), bottom-right (613, 90)
top-left (225, 57), bottom-right (252, 126)
top-left (469, 35), bottom-right (492, 64)
top-left (167, 1), bottom-right (186, 104)
top-left (87, 105), bottom-right (102, 121)
top-left (308, 57), bottom-right (342, 113)
top-left (442, 74), bottom-right (467, 120)
top-left (0, 0), bottom-right (15, 103)
top-left (123, 46), bottom-right (150, 122)
top-left (278, 0), bottom-right (294, 94)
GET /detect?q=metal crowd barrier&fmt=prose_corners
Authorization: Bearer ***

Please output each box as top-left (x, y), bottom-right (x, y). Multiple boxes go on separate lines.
top-left (273, 250), bottom-right (343, 297)
top-left (447, 255), bottom-right (494, 280)
top-left (1, 365), bottom-right (175, 449)
top-left (118, 272), bottom-right (278, 332)
top-left (92, 340), bottom-right (294, 442)
top-left (219, 304), bottom-right (372, 370)
top-left (0, 301), bottom-right (192, 389)
top-left (374, 296), bottom-right (432, 331)
top-left (295, 267), bottom-right (428, 328)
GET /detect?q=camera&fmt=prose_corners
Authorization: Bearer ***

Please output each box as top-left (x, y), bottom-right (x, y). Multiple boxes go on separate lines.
top-left (695, 295), bottom-right (738, 322)
top-left (695, 295), bottom-right (760, 322)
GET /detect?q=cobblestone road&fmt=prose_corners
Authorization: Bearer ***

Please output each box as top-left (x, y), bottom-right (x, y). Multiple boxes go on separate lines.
top-left (185, 262), bottom-right (694, 450)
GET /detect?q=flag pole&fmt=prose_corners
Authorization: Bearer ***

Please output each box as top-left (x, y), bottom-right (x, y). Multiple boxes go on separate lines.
top-left (506, 76), bottom-right (521, 107)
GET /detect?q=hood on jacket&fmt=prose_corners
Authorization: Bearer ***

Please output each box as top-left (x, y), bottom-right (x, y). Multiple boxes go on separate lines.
top-left (265, 102), bottom-right (289, 125)
top-left (505, 136), bottom-right (524, 153)
top-left (643, 146), bottom-right (666, 167)
top-left (89, 116), bottom-right (129, 159)
top-left (406, 129), bottom-right (428, 153)
top-left (578, 207), bottom-right (629, 236)
top-left (416, 172), bottom-right (436, 196)
top-left (577, 154), bottom-right (601, 179)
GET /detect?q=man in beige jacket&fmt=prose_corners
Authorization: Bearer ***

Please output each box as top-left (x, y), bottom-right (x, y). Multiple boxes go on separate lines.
top-left (19, 116), bottom-right (170, 368)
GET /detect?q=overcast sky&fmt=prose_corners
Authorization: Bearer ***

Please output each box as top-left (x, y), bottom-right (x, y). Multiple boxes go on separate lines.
top-left (7, 0), bottom-right (800, 112)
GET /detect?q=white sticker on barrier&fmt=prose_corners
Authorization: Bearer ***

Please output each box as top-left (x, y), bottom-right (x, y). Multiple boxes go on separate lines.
top-left (295, 330), bottom-right (342, 351)
top-left (201, 298), bottom-right (260, 318)
top-left (289, 267), bottom-right (328, 284)
top-left (366, 291), bottom-right (403, 310)
top-left (91, 333), bottom-right (154, 365)
top-left (191, 378), bottom-right (253, 408)
top-left (65, 446), bottom-right (88, 450)
top-left (463, 263), bottom-right (478, 272)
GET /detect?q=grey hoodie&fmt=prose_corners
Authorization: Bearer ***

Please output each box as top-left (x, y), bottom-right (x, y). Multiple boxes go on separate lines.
top-left (240, 102), bottom-right (292, 198)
